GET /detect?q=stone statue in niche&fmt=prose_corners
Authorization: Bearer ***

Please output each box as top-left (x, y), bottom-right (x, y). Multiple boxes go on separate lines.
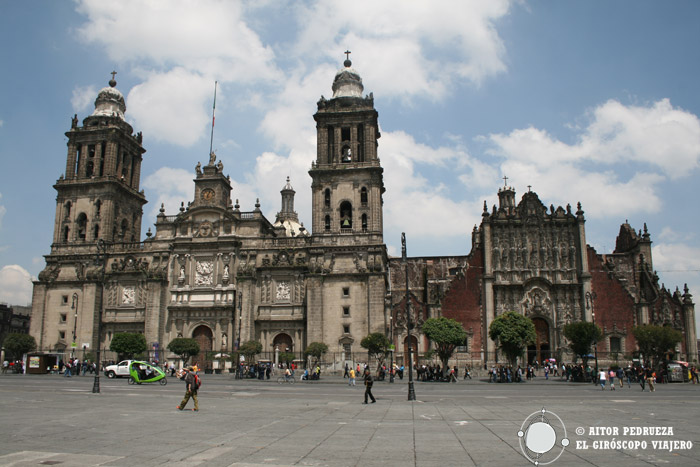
top-left (222, 264), bottom-right (230, 284)
top-left (178, 265), bottom-right (185, 285)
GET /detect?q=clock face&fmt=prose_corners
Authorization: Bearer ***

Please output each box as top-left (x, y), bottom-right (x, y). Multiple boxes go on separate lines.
top-left (201, 189), bottom-right (215, 201)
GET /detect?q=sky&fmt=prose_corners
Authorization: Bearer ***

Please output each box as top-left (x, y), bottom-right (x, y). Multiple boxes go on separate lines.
top-left (1, 1), bottom-right (699, 338)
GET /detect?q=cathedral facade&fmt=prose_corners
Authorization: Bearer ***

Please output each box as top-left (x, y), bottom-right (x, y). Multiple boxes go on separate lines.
top-left (29, 60), bottom-right (697, 370)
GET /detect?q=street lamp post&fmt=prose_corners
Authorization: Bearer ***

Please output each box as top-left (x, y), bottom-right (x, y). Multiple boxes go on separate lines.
top-left (585, 291), bottom-right (598, 383)
top-left (71, 293), bottom-right (79, 358)
top-left (93, 239), bottom-right (108, 394)
top-left (402, 233), bottom-right (416, 401)
top-left (236, 291), bottom-right (242, 379)
top-left (389, 314), bottom-right (394, 383)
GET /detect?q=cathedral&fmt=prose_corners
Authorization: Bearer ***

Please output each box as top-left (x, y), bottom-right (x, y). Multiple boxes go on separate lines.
top-left (29, 58), bottom-right (697, 371)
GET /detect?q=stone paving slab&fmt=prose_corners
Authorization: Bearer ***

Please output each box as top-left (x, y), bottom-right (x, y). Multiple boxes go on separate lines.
top-left (0, 374), bottom-right (698, 466)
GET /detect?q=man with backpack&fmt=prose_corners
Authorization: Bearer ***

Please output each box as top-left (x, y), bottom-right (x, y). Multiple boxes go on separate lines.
top-left (177, 366), bottom-right (200, 411)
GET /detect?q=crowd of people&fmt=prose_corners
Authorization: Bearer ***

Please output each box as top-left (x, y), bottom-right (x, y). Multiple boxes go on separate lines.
top-left (58, 358), bottom-right (96, 377)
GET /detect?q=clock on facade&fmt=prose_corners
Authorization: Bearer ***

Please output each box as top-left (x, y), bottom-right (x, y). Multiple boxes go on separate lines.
top-left (201, 189), bottom-right (215, 201)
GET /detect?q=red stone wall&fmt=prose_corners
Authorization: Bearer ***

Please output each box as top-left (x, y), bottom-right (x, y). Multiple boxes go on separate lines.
top-left (588, 247), bottom-right (636, 354)
top-left (441, 248), bottom-right (484, 354)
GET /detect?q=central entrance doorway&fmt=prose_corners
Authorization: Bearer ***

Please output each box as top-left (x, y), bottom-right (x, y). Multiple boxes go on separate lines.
top-left (527, 318), bottom-right (551, 365)
top-left (192, 325), bottom-right (213, 370)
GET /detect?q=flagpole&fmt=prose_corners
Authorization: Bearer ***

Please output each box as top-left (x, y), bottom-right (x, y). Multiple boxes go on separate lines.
top-left (209, 81), bottom-right (217, 155)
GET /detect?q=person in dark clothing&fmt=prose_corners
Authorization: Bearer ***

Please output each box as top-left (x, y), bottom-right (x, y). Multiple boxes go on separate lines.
top-left (363, 369), bottom-right (376, 404)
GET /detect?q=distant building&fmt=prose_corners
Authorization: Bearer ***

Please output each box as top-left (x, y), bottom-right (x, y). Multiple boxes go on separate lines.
top-left (1, 304), bottom-right (31, 346)
top-left (29, 58), bottom-right (696, 369)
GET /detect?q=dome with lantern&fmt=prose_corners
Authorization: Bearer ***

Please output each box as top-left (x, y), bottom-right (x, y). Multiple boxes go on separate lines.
top-left (91, 74), bottom-right (126, 120)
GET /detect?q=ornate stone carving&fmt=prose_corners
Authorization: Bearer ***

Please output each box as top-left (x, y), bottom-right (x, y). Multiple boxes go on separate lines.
top-left (122, 286), bottom-right (135, 305)
top-left (195, 261), bottom-right (214, 286)
top-left (276, 281), bottom-right (291, 301)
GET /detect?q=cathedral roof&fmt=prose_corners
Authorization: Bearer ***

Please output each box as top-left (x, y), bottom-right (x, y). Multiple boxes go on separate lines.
top-left (91, 74), bottom-right (126, 120)
top-left (331, 58), bottom-right (364, 99)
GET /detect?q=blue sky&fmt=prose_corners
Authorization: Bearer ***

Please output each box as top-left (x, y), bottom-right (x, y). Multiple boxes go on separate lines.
top-left (1, 1), bottom-right (699, 337)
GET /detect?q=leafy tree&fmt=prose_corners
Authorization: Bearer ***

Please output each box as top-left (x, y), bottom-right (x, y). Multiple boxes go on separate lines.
top-left (109, 332), bottom-right (147, 360)
top-left (360, 332), bottom-right (390, 366)
top-left (422, 317), bottom-right (467, 377)
top-left (2, 333), bottom-right (36, 359)
top-left (489, 311), bottom-right (536, 367)
top-left (633, 324), bottom-right (683, 369)
top-left (304, 342), bottom-right (329, 365)
top-left (239, 340), bottom-right (263, 363)
top-left (167, 338), bottom-right (200, 365)
top-left (279, 351), bottom-right (296, 367)
top-left (563, 321), bottom-right (602, 366)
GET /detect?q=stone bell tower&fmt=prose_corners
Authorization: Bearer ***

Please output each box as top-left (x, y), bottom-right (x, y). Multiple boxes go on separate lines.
top-left (53, 72), bottom-right (146, 250)
top-left (309, 54), bottom-right (385, 244)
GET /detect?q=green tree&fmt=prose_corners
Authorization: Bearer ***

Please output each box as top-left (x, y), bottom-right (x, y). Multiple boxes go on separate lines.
top-left (239, 340), bottom-right (263, 363)
top-left (422, 317), bottom-right (467, 377)
top-left (489, 311), bottom-right (536, 367)
top-left (109, 332), bottom-right (147, 360)
top-left (2, 333), bottom-right (36, 359)
top-left (633, 324), bottom-right (683, 369)
top-left (279, 351), bottom-right (296, 367)
top-left (360, 332), bottom-right (390, 366)
top-left (304, 342), bottom-right (329, 365)
top-left (167, 338), bottom-right (200, 365)
top-left (563, 321), bottom-right (602, 366)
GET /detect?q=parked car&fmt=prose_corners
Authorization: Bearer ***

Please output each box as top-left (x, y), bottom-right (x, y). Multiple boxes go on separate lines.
top-left (104, 360), bottom-right (134, 378)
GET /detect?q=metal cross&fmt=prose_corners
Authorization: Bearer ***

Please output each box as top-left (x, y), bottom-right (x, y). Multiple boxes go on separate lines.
top-left (110, 71), bottom-right (117, 81)
top-left (502, 175), bottom-right (508, 186)
top-left (344, 50), bottom-right (351, 60)
top-left (527, 185), bottom-right (532, 192)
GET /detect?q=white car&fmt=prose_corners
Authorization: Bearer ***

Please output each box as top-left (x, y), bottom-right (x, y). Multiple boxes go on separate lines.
top-left (104, 360), bottom-right (134, 378)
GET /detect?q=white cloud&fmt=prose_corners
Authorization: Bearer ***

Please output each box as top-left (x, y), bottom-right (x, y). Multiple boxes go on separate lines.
top-left (71, 85), bottom-right (97, 113)
top-left (0, 119), bottom-right (4, 127)
top-left (0, 265), bottom-right (33, 306)
top-left (293, 0), bottom-right (511, 98)
top-left (486, 99), bottom-right (700, 219)
top-left (127, 68), bottom-right (212, 147)
top-left (75, 0), bottom-right (277, 81)
top-left (142, 167), bottom-right (195, 219)
top-left (75, 0), bottom-right (280, 147)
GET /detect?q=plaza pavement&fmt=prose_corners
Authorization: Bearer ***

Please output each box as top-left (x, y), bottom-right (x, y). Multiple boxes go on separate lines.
top-left (0, 372), bottom-right (698, 466)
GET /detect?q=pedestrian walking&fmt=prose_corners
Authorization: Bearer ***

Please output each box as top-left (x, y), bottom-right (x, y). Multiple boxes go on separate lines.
top-left (363, 369), bottom-right (376, 404)
top-left (599, 369), bottom-right (607, 390)
top-left (638, 366), bottom-right (646, 391)
top-left (176, 366), bottom-right (199, 411)
top-left (646, 367), bottom-right (656, 392)
top-left (609, 369), bottom-right (615, 390)
top-left (348, 367), bottom-right (356, 386)
top-left (344, 363), bottom-right (349, 378)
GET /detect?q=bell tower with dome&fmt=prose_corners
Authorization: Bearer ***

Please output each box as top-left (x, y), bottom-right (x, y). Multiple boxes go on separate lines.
top-left (53, 73), bottom-right (147, 248)
top-left (309, 53), bottom-right (385, 243)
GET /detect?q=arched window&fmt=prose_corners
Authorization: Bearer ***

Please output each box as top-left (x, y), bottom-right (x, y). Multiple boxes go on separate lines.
top-left (324, 215), bottom-right (331, 232)
top-left (361, 214), bottom-right (368, 232)
top-left (324, 189), bottom-right (331, 208)
top-left (93, 224), bottom-right (100, 240)
top-left (64, 201), bottom-right (72, 218)
top-left (76, 213), bottom-right (88, 240)
top-left (360, 187), bottom-right (368, 205)
top-left (339, 201), bottom-right (352, 229)
top-left (120, 219), bottom-right (128, 239)
top-left (63, 226), bottom-right (70, 242)
top-left (95, 200), bottom-right (101, 217)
